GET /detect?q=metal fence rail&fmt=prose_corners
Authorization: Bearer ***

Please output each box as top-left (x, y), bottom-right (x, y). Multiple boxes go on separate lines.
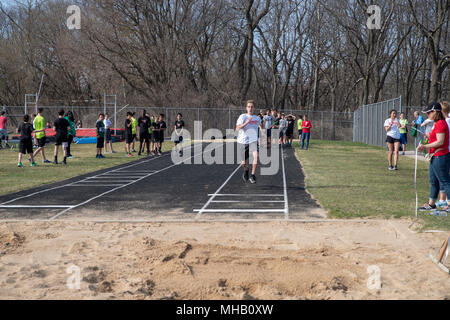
top-left (1, 106), bottom-right (354, 141)
top-left (353, 97), bottom-right (403, 147)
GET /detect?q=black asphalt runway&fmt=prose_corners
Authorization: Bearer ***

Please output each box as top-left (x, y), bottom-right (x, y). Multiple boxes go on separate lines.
top-left (0, 142), bottom-right (324, 221)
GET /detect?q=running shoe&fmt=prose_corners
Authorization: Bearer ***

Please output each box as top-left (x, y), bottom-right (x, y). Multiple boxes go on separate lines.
top-left (158, 152), bottom-right (162, 156)
top-left (53, 161), bottom-right (58, 165)
top-left (419, 203), bottom-right (437, 211)
top-left (62, 161), bottom-right (67, 165)
top-left (131, 149), bottom-right (137, 153)
top-left (249, 175), bottom-right (257, 184)
top-left (99, 154), bottom-right (105, 159)
top-left (138, 152), bottom-right (141, 156)
top-left (67, 155), bottom-right (73, 159)
top-left (388, 166), bottom-right (394, 171)
top-left (179, 151), bottom-right (183, 157)
top-left (43, 160), bottom-right (51, 164)
top-left (112, 151), bottom-right (117, 154)
top-left (31, 162), bottom-right (37, 167)
top-left (127, 153), bottom-right (133, 157)
top-left (151, 151), bottom-right (156, 156)
top-left (394, 166), bottom-right (398, 171)
top-left (17, 162), bottom-right (24, 168)
top-left (436, 200), bottom-right (446, 208)
top-left (242, 170), bottom-right (249, 183)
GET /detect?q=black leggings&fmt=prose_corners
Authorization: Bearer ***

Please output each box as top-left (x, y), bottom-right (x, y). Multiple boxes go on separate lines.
top-left (67, 135), bottom-right (74, 155)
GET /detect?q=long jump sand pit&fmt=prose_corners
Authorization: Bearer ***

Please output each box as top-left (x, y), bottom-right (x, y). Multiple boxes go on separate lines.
top-left (0, 220), bottom-right (448, 300)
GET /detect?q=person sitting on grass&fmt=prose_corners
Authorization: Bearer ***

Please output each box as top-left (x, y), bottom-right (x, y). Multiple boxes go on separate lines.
top-left (17, 114), bottom-right (44, 168)
top-left (418, 102), bottom-right (450, 213)
top-left (96, 113), bottom-right (106, 159)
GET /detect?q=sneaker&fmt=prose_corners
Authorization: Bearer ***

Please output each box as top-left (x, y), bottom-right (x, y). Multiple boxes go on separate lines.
top-left (31, 162), bottom-right (37, 167)
top-left (53, 161), bottom-right (58, 165)
top-left (402, 152), bottom-right (406, 156)
top-left (179, 151), bottom-right (183, 157)
top-left (99, 154), bottom-right (105, 159)
top-left (112, 151), bottom-right (117, 154)
top-left (158, 152), bottom-right (162, 156)
top-left (67, 156), bottom-right (73, 159)
top-left (17, 162), bottom-right (24, 168)
top-left (62, 161), bottom-right (67, 165)
top-left (388, 166), bottom-right (394, 171)
top-left (138, 152), bottom-right (141, 156)
top-left (394, 166), bottom-right (398, 171)
top-left (436, 200), bottom-right (447, 208)
top-left (127, 153), bottom-right (133, 157)
top-left (249, 175), bottom-right (257, 184)
top-left (131, 149), bottom-right (137, 153)
top-left (151, 151), bottom-right (156, 156)
top-left (419, 203), bottom-right (437, 211)
top-left (43, 160), bottom-right (51, 164)
top-left (242, 170), bottom-right (249, 183)
top-left (28, 157), bottom-right (32, 162)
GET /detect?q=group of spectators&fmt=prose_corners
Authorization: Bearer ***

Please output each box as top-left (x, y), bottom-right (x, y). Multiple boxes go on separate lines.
top-left (385, 101), bottom-right (450, 213)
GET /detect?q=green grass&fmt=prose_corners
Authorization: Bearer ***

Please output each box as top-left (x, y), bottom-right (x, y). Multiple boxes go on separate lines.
top-left (295, 140), bottom-right (450, 231)
top-left (0, 141), bottom-right (176, 196)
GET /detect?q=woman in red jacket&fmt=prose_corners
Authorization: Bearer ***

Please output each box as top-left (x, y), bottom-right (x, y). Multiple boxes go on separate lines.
top-left (300, 115), bottom-right (312, 150)
top-left (417, 102), bottom-right (450, 212)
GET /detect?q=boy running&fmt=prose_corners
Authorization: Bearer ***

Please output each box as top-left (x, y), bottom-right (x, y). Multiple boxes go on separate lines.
top-left (31, 108), bottom-right (51, 163)
top-left (174, 113), bottom-right (185, 156)
top-left (124, 112), bottom-right (134, 157)
top-left (236, 100), bottom-right (263, 184)
top-left (53, 109), bottom-right (70, 165)
top-left (17, 115), bottom-right (43, 167)
top-left (96, 113), bottom-right (106, 159)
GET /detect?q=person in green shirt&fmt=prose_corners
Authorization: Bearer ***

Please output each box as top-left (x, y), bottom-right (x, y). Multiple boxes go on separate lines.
top-left (399, 112), bottom-right (408, 155)
top-left (297, 115), bottom-right (303, 141)
top-left (131, 112), bottom-right (138, 153)
top-left (64, 111), bottom-right (76, 158)
top-left (31, 108), bottom-right (51, 163)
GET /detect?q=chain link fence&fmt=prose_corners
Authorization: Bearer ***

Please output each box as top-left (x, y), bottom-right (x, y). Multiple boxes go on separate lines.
top-left (353, 97), bottom-right (403, 147)
top-left (1, 105), bottom-right (354, 141)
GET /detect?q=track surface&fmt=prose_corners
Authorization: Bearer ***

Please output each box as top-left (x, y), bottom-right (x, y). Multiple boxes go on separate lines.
top-left (0, 143), bottom-right (324, 221)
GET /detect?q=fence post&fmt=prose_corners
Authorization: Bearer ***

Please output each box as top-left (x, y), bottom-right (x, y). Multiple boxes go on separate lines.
top-left (321, 111), bottom-right (324, 140)
top-left (228, 108), bottom-right (231, 129)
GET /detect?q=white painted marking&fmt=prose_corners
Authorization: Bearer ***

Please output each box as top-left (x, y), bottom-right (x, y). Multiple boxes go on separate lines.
top-left (0, 146), bottom-right (192, 206)
top-left (208, 194), bottom-right (284, 197)
top-left (194, 209), bottom-right (285, 213)
top-left (69, 185), bottom-right (126, 187)
top-left (211, 200), bottom-right (285, 203)
top-left (0, 205), bottom-right (74, 208)
top-left (195, 165), bottom-right (241, 219)
top-left (78, 181), bottom-right (135, 184)
top-left (48, 144), bottom-right (209, 220)
top-left (281, 145), bottom-right (289, 220)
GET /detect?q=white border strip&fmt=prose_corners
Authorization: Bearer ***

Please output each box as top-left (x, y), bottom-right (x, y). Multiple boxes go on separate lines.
top-left (0, 205), bottom-right (74, 208)
top-left (194, 209), bottom-right (285, 213)
top-left (281, 145), bottom-right (289, 219)
top-left (208, 194), bottom-right (284, 197)
top-left (211, 200), bottom-right (285, 203)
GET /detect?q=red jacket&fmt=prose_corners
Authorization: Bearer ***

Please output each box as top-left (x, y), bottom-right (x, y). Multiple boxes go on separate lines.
top-left (302, 121), bottom-right (312, 133)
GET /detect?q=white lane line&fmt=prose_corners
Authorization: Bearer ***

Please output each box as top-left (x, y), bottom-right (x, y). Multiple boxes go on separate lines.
top-left (79, 181), bottom-right (136, 184)
top-left (195, 165), bottom-right (241, 219)
top-left (85, 177), bottom-right (137, 180)
top-left (194, 209), bottom-right (285, 213)
top-left (0, 205), bottom-right (74, 208)
top-left (211, 200), bottom-right (285, 203)
top-left (208, 194), bottom-right (284, 197)
top-left (48, 144), bottom-right (209, 221)
top-left (69, 185), bottom-right (126, 187)
top-left (281, 145), bottom-right (289, 220)
top-left (0, 147), bottom-right (190, 206)
top-left (108, 171), bottom-right (156, 174)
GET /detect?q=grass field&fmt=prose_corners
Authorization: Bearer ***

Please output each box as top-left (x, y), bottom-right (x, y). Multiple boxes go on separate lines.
top-left (295, 140), bottom-right (450, 231)
top-left (0, 141), bottom-right (175, 196)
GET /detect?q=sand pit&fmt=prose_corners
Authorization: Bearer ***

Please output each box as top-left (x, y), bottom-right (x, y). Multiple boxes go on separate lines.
top-left (0, 220), bottom-right (448, 300)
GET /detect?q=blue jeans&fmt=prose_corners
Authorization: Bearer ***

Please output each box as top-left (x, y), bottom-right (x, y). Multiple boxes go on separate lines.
top-left (429, 153), bottom-right (450, 201)
top-left (301, 132), bottom-right (310, 150)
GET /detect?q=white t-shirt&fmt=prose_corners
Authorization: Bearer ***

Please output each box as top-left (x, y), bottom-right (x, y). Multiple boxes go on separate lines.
top-left (279, 119), bottom-right (288, 130)
top-left (263, 115), bottom-right (273, 129)
top-left (104, 119), bottom-right (112, 129)
top-left (236, 114), bottom-right (261, 145)
top-left (422, 119), bottom-right (434, 135)
top-left (384, 118), bottom-right (401, 140)
top-left (446, 118), bottom-right (450, 152)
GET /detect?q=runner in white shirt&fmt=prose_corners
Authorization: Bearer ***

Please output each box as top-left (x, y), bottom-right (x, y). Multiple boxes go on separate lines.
top-left (236, 100), bottom-right (263, 184)
top-left (384, 110), bottom-right (401, 171)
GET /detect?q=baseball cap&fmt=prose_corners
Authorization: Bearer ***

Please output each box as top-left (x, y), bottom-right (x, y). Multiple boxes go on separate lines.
top-left (422, 102), bottom-right (442, 113)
